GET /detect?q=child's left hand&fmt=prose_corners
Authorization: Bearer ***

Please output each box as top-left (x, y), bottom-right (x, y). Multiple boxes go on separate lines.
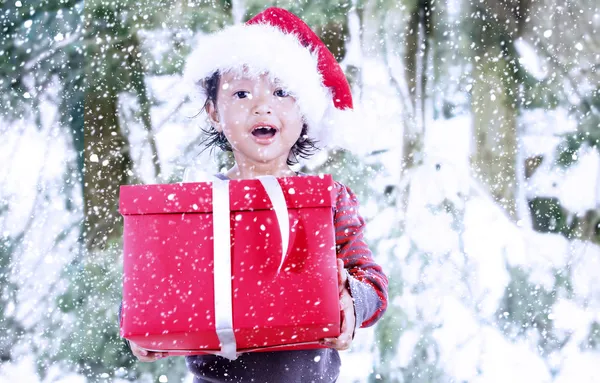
top-left (321, 259), bottom-right (356, 351)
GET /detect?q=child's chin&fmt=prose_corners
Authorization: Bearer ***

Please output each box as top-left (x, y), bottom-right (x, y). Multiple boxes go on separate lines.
top-left (251, 149), bottom-right (291, 163)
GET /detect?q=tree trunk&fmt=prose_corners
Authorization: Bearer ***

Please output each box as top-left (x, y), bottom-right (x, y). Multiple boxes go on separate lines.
top-left (468, 0), bottom-right (532, 220)
top-left (83, 82), bottom-right (133, 252)
top-left (344, 0), bottom-right (364, 100)
top-left (231, 0), bottom-right (246, 24)
top-left (392, 0), bottom-right (432, 224)
top-left (402, 0), bottom-right (432, 170)
top-left (128, 34), bottom-right (162, 182)
top-left (470, 55), bottom-right (519, 218)
top-left (314, 20), bottom-right (348, 63)
top-left (0, 233), bottom-right (25, 362)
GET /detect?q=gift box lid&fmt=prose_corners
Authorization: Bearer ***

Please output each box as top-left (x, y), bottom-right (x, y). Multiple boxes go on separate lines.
top-left (119, 174), bottom-right (336, 215)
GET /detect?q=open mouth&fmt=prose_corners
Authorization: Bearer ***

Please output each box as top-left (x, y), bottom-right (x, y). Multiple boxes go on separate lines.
top-left (251, 126), bottom-right (278, 139)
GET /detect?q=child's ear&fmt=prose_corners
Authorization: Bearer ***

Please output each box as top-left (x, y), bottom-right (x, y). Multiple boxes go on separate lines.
top-left (205, 100), bottom-right (222, 131)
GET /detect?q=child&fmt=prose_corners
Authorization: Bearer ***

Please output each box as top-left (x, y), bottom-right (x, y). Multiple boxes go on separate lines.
top-left (127, 7), bottom-right (388, 382)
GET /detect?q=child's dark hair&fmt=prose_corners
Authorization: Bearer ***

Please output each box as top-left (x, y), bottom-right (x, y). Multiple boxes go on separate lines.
top-left (199, 71), bottom-right (319, 166)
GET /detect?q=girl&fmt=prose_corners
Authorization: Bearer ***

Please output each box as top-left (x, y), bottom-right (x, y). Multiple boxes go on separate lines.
top-left (127, 7), bottom-right (388, 383)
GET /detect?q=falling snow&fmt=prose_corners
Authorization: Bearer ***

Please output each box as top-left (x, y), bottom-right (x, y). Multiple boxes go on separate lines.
top-left (1, 0), bottom-right (600, 382)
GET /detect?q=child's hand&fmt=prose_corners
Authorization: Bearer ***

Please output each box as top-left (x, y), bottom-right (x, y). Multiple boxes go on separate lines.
top-left (128, 341), bottom-right (168, 362)
top-left (321, 259), bottom-right (356, 351)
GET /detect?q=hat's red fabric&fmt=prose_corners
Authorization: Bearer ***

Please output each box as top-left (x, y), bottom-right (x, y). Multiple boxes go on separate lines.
top-left (247, 7), bottom-right (353, 110)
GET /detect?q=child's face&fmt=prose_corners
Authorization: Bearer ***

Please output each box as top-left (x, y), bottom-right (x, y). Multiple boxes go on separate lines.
top-left (207, 71), bottom-right (304, 166)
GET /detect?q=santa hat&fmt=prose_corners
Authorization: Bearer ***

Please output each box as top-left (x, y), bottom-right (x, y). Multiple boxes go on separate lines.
top-left (183, 7), bottom-right (361, 149)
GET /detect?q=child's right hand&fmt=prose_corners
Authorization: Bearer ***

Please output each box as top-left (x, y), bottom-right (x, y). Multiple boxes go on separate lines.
top-left (128, 341), bottom-right (168, 362)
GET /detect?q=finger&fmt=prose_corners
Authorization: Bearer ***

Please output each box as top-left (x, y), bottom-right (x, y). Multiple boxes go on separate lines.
top-left (340, 307), bottom-right (355, 337)
top-left (130, 342), bottom-right (148, 357)
top-left (137, 355), bottom-right (157, 362)
top-left (139, 352), bottom-right (167, 362)
top-left (322, 336), bottom-right (351, 351)
top-left (340, 291), bottom-right (353, 311)
top-left (339, 301), bottom-right (346, 328)
top-left (338, 259), bottom-right (347, 284)
top-left (130, 342), bottom-right (168, 361)
top-left (340, 295), bottom-right (356, 340)
top-left (337, 335), bottom-right (351, 350)
top-left (337, 260), bottom-right (348, 293)
top-left (322, 313), bottom-right (353, 351)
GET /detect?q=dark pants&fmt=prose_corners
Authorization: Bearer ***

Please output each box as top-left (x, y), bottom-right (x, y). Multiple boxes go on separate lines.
top-left (187, 348), bottom-right (341, 383)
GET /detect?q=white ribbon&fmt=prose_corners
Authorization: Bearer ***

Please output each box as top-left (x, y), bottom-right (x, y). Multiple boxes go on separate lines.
top-left (208, 175), bottom-right (290, 360)
top-left (212, 178), bottom-right (237, 360)
top-left (257, 176), bottom-right (290, 275)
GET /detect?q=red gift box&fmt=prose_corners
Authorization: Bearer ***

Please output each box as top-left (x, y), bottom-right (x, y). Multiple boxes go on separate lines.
top-left (119, 174), bottom-right (340, 357)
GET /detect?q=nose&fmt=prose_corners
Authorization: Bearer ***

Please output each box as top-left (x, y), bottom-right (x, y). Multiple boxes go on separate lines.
top-left (252, 90), bottom-right (273, 115)
top-left (253, 104), bottom-right (272, 115)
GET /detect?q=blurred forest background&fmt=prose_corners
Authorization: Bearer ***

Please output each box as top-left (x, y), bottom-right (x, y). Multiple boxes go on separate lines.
top-left (1, 0), bottom-right (599, 382)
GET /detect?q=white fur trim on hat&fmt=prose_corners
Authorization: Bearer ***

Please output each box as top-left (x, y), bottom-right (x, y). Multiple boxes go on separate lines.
top-left (182, 23), bottom-right (335, 144)
top-left (318, 104), bottom-right (371, 155)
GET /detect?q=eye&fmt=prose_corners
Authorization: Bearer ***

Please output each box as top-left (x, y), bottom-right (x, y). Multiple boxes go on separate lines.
top-left (274, 89), bottom-right (290, 98)
top-left (234, 91), bottom-right (250, 99)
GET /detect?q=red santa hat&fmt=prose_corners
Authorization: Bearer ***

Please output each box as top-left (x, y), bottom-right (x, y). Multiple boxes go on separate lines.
top-left (183, 7), bottom-right (361, 149)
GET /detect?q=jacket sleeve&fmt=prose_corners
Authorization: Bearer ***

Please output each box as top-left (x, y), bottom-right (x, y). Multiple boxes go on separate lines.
top-left (333, 182), bottom-right (388, 328)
